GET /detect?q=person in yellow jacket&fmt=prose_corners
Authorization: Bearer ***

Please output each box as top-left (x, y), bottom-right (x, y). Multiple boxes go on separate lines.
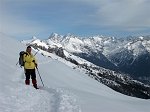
top-left (23, 46), bottom-right (38, 89)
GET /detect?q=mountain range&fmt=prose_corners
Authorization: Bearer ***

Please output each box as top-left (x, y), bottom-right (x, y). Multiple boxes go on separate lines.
top-left (22, 33), bottom-right (150, 99)
top-left (1, 32), bottom-right (150, 112)
top-left (22, 33), bottom-right (150, 84)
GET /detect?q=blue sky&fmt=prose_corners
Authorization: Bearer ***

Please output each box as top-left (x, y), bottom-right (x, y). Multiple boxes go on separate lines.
top-left (0, 0), bottom-right (150, 40)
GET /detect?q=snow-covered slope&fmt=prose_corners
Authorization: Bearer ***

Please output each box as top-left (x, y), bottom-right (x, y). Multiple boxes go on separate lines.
top-left (0, 33), bottom-right (150, 112)
top-left (22, 34), bottom-right (150, 81)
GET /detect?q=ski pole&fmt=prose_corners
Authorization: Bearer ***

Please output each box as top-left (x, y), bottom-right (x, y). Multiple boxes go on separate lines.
top-left (16, 61), bottom-right (19, 66)
top-left (33, 47), bottom-right (40, 56)
top-left (36, 67), bottom-right (44, 87)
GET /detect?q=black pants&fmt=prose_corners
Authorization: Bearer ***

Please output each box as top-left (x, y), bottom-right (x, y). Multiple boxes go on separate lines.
top-left (25, 69), bottom-right (36, 80)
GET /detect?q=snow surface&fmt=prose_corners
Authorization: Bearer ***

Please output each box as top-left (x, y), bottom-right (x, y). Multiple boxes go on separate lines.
top-left (0, 33), bottom-right (150, 112)
top-left (62, 37), bottom-right (84, 53)
top-left (124, 40), bottom-right (147, 56)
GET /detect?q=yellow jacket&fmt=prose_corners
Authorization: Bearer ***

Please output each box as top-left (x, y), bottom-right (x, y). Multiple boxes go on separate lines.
top-left (23, 52), bottom-right (37, 69)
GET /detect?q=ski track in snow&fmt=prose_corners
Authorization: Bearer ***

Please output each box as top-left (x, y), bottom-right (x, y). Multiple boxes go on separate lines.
top-left (9, 64), bottom-right (81, 112)
top-left (40, 87), bottom-right (81, 112)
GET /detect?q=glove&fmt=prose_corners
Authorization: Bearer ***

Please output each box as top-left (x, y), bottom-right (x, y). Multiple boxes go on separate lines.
top-left (35, 63), bottom-right (38, 68)
top-left (33, 60), bottom-right (37, 68)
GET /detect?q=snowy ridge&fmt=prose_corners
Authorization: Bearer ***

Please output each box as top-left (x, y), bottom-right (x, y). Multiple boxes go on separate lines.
top-left (23, 35), bottom-right (150, 99)
top-left (1, 33), bottom-right (150, 112)
top-left (0, 33), bottom-right (81, 112)
top-left (45, 33), bottom-right (150, 83)
top-left (124, 40), bottom-right (148, 56)
top-left (22, 34), bottom-right (150, 80)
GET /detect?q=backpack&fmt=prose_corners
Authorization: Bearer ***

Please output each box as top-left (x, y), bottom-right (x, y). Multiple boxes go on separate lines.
top-left (19, 51), bottom-right (28, 67)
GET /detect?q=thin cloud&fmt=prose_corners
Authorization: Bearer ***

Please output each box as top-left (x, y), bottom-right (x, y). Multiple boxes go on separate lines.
top-left (62, 0), bottom-right (150, 33)
top-left (0, 0), bottom-right (149, 39)
top-left (0, 9), bottom-right (53, 39)
top-left (86, 0), bottom-right (150, 28)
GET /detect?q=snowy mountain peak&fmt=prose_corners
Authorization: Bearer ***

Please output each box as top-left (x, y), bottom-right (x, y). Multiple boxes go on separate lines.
top-left (46, 33), bottom-right (63, 48)
top-left (32, 36), bottom-right (37, 40)
top-left (139, 36), bottom-right (144, 40)
top-left (124, 40), bottom-right (148, 56)
top-left (132, 41), bottom-right (147, 56)
top-left (49, 32), bottom-right (61, 38)
top-left (90, 36), bottom-right (103, 43)
top-left (63, 33), bottom-right (76, 38)
top-left (48, 32), bottom-right (63, 42)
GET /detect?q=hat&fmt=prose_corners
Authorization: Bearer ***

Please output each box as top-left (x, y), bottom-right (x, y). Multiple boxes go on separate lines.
top-left (27, 46), bottom-right (31, 49)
